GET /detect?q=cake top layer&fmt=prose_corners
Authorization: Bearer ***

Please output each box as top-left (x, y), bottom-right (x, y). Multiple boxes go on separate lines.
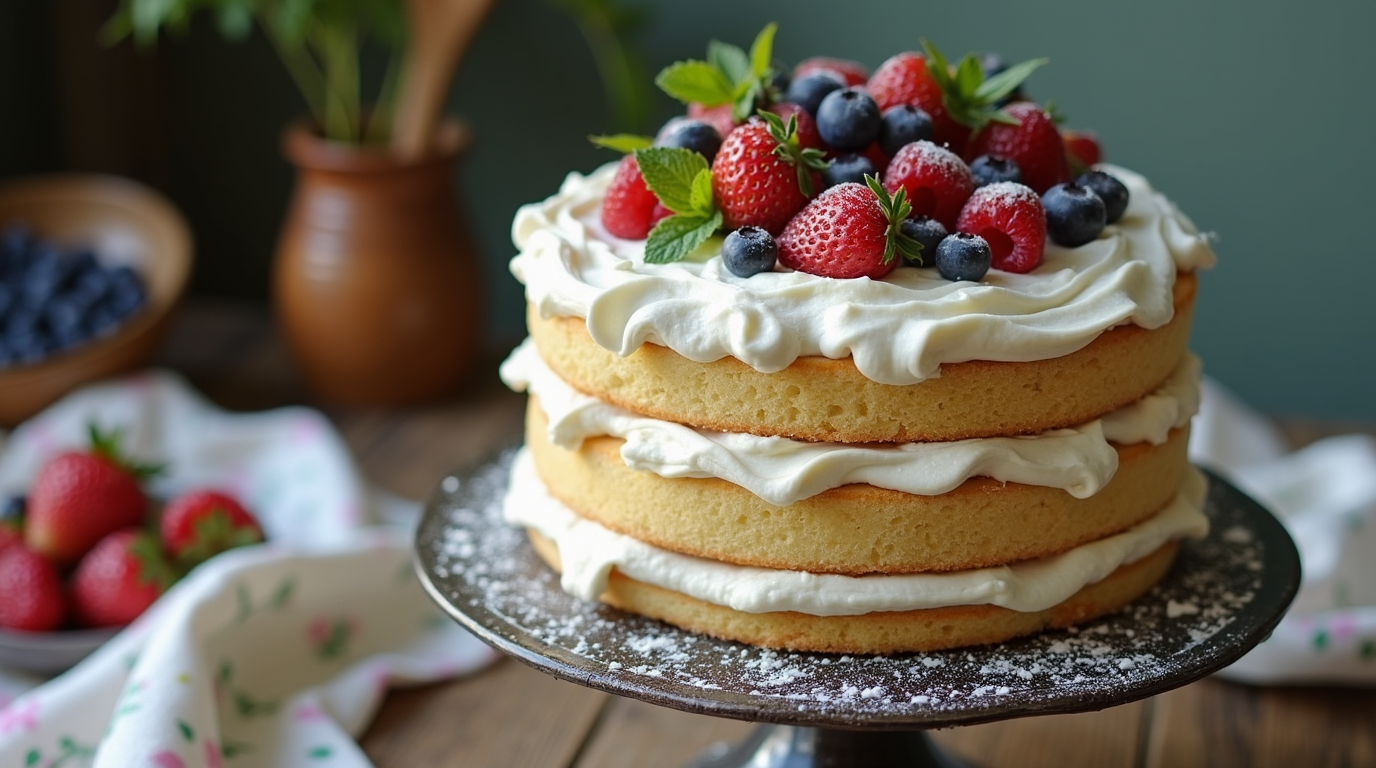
top-left (511, 163), bottom-right (1214, 386)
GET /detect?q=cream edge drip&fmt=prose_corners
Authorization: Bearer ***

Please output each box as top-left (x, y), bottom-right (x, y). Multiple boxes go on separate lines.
top-left (509, 163), bottom-right (1216, 387)
top-left (504, 449), bottom-right (1211, 616)
top-left (500, 340), bottom-right (1201, 505)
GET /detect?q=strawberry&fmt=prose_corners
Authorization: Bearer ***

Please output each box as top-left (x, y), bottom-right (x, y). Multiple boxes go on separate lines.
top-left (777, 176), bottom-right (922, 280)
top-left (1063, 130), bottom-right (1103, 173)
top-left (70, 528), bottom-right (175, 628)
top-left (0, 544), bottom-right (67, 632)
top-left (966, 102), bottom-right (1071, 194)
top-left (767, 102), bottom-right (824, 151)
top-left (25, 425), bottom-right (160, 567)
top-left (687, 103), bottom-right (738, 141)
top-left (793, 57), bottom-right (868, 87)
top-left (601, 154), bottom-right (661, 240)
top-left (956, 181), bottom-right (1047, 273)
top-left (711, 113), bottom-right (828, 235)
top-left (866, 52), bottom-right (969, 155)
top-left (882, 141), bottom-right (975, 231)
top-left (160, 490), bottom-right (264, 567)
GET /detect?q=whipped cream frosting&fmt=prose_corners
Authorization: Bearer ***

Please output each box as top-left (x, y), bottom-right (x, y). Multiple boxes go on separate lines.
top-left (501, 341), bottom-right (1200, 505)
top-left (510, 163), bottom-right (1216, 386)
top-left (504, 449), bottom-right (1211, 616)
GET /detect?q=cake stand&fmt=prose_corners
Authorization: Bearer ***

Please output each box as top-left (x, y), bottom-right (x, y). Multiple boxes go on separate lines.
top-left (414, 450), bottom-right (1300, 768)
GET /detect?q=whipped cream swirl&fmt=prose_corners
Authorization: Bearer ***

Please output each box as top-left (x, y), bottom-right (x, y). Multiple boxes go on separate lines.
top-left (502, 341), bottom-right (1200, 505)
top-left (510, 164), bottom-right (1215, 386)
top-left (504, 450), bottom-right (1210, 616)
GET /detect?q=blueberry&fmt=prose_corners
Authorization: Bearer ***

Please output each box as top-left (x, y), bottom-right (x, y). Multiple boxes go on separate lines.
top-left (0, 339), bottom-right (14, 367)
top-left (935, 233), bottom-right (992, 282)
top-left (20, 245), bottom-right (67, 308)
top-left (969, 155), bottom-right (1022, 188)
top-left (899, 216), bottom-right (948, 267)
top-left (822, 153), bottom-right (877, 189)
top-left (46, 298), bottom-right (86, 342)
top-left (655, 119), bottom-right (723, 163)
top-left (106, 265), bottom-right (147, 318)
top-left (769, 61), bottom-right (791, 96)
top-left (0, 224), bottom-right (32, 260)
top-left (784, 71), bottom-right (844, 116)
top-left (1075, 170), bottom-right (1130, 224)
top-left (722, 226), bottom-right (777, 278)
top-left (0, 495), bottom-right (23, 524)
top-left (878, 105), bottom-right (933, 158)
top-left (815, 87), bottom-right (881, 152)
top-left (1042, 183), bottom-right (1107, 247)
top-left (0, 283), bottom-right (12, 320)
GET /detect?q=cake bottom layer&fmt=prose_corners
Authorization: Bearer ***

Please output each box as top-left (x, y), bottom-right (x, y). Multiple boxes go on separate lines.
top-left (528, 530), bottom-right (1179, 654)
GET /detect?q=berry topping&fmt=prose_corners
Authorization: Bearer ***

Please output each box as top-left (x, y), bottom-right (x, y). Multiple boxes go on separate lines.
top-left (655, 119), bottom-right (724, 163)
top-left (687, 103), bottom-right (738, 142)
top-left (777, 176), bottom-right (921, 280)
top-left (784, 71), bottom-right (844, 116)
top-left (935, 233), bottom-right (992, 282)
top-left (969, 154), bottom-right (1022, 187)
top-left (601, 154), bottom-right (661, 240)
top-left (657, 24), bottom-right (779, 123)
top-left (1063, 130), bottom-right (1103, 170)
top-left (815, 87), bottom-right (881, 152)
top-left (882, 141), bottom-right (975, 230)
top-left (878, 105), bottom-right (934, 158)
top-left (866, 51), bottom-right (968, 154)
top-left (793, 57), bottom-right (869, 87)
top-left (711, 113), bottom-right (828, 235)
top-left (966, 101), bottom-right (1071, 193)
top-left (70, 528), bottom-right (174, 628)
top-left (1076, 170), bottom-right (1130, 223)
top-left (767, 102), bottom-right (824, 150)
top-left (722, 226), bottom-right (778, 277)
top-left (1042, 183), bottom-right (1107, 247)
top-left (956, 181), bottom-right (1047, 273)
top-left (899, 216), bottom-right (948, 267)
top-left (823, 152), bottom-right (878, 189)
top-left (0, 544), bottom-right (66, 631)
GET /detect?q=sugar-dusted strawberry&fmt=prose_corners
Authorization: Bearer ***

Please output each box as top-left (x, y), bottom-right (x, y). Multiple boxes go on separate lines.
top-left (0, 544), bottom-right (66, 631)
top-left (70, 528), bottom-right (175, 628)
top-left (767, 102), bottom-right (824, 151)
top-left (866, 52), bottom-right (968, 154)
top-left (956, 181), bottom-right (1047, 273)
top-left (966, 102), bottom-right (1071, 194)
top-left (687, 103), bottom-right (738, 141)
top-left (26, 425), bottom-right (160, 567)
top-left (793, 56), bottom-right (868, 87)
top-left (777, 176), bottom-right (922, 280)
top-left (601, 154), bottom-right (660, 240)
top-left (1063, 130), bottom-right (1102, 172)
top-left (161, 490), bottom-right (264, 567)
top-left (712, 113), bottom-right (828, 235)
top-left (882, 141), bottom-right (975, 231)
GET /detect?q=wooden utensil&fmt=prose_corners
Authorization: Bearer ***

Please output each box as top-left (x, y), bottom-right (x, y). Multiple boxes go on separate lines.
top-left (391, 0), bottom-right (497, 160)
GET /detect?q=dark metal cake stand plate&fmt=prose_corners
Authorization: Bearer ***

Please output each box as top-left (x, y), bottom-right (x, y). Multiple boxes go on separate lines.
top-left (415, 451), bottom-right (1299, 767)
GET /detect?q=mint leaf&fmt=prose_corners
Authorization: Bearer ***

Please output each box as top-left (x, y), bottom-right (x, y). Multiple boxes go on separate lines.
top-left (635, 147), bottom-right (710, 215)
top-left (590, 133), bottom-right (653, 153)
top-left (644, 211), bottom-right (723, 264)
top-left (955, 55), bottom-right (983, 96)
top-left (689, 169), bottom-right (714, 215)
top-left (656, 61), bottom-right (736, 106)
top-left (749, 23), bottom-right (777, 80)
top-left (975, 58), bottom-right (1047, 103)
top-left (708, 40), bottom-right (750, 87)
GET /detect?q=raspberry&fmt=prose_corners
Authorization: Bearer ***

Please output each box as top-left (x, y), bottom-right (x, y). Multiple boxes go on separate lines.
top-left (956, 182), bottom-right (1046, 273)
top-left (882, 141), bottom-right (974, 230)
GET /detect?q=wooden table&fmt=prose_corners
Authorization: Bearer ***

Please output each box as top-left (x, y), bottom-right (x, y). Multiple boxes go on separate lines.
top-left (158, 302), bottom-right (1376, 768)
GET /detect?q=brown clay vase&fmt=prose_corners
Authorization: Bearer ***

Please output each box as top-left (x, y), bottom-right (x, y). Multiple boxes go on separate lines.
top-left (274, 120), bottom-right (481, 404)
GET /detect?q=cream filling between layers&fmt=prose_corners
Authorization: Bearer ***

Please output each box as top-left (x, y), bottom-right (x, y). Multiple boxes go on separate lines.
top-left (504, 449), bottom-right (1210, 616)
top-left (510, 164), bottom-right (1216, 386)
top-left (501, 340), bottom-right (1200, 504)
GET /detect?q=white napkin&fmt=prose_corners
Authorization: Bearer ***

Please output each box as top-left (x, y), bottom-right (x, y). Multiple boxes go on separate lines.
top-left (0, 372), bottom-right (498, 768)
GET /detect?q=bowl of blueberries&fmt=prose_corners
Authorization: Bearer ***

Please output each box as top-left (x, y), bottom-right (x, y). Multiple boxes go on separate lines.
top-left (0, 174), bottom-right (191, 426)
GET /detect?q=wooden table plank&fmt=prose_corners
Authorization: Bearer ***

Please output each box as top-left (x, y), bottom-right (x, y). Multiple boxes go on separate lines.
top-left (932, 703), bottom-right (1147, 768)
top-left (571, 698), bottom-right (756, 768)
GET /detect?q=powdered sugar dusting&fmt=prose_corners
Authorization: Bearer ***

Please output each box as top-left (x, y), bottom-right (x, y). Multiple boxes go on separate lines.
top-left (421, 451), bottom-right (1282, 724)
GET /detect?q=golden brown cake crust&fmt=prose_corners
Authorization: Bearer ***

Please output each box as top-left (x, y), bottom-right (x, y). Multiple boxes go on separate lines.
top-left (527, 531), bottom-right (1180, 654)
top-left (528, 272), bottom-right (1196, 443)
top-left (526, 401), bottom-right (1190, 574)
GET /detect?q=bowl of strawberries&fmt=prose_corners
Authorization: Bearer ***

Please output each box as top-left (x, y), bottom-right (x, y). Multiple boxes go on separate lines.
top-left (0, 425), bottom-right (264, 674)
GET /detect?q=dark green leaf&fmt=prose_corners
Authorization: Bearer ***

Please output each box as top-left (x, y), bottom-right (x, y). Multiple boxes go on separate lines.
top-left (708, 40), bottom-right (750, 86)
top-left (644, 212), bottom-right (723, 264)
top-left (215, 3), bottom-right (254, 40)
top-left (589, 133), bottom-right (653, 153)
top-left (655, 61), bottom-right (736, 106)
top-left (635, 147), bottom-right (710, 215)
top-left (975, 58), bottom-right (1048, 102)
top-left (177, 719), bottom-right (195, 742)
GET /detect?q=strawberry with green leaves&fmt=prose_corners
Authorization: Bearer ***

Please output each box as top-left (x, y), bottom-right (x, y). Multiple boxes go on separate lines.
top-left (25, 425), bottom-right (161, 567)
top-left (712, 112), bottom-right (829, 235)
top-left (656, 24), bottom-right (780, 130)
top-left (160, 489), bottom-right (264, 568)
top-left (966, 101), bottom-right (1072, 193)
top-left (777, 176), bottom-right (923, 279)
top-left (70, 528), bottom-right (175, 628)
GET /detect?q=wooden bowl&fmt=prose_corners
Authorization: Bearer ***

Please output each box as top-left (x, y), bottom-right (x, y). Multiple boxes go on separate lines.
top-left (0, 175), bottom-right (192, 427)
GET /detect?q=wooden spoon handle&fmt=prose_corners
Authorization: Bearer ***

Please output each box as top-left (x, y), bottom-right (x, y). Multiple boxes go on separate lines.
top-left (391, 0), bottom-right (497, 159)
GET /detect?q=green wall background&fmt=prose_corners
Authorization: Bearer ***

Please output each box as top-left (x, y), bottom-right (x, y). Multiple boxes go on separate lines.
top-left (2, 0), bottom-right (1373, 421)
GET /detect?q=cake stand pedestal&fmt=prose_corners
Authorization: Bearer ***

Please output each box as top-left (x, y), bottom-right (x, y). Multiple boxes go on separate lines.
top-left (414, 452), bottom-right (1299, 768)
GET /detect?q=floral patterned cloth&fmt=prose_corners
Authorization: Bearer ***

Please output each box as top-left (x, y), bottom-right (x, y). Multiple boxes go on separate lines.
top-left (0, 373), bottom-right (498, 767)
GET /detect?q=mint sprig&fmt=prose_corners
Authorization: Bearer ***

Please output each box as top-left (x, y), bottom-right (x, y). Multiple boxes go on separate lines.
top-left (635, 147), bottom-right (723, 264)
top-left (758, 110), bottom-right (830, 198)
top-left (921, 39), bottom-right (1047, 132)
top-left (864, 175), bottom-right (924, 266)
top-left (589, 133), bottom-right (654, 153)
top-left (655, 23), bottom-right (778, 121)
